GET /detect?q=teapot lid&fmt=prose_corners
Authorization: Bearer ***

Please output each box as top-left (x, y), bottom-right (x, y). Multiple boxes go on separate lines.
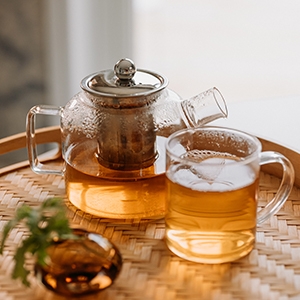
top-left (81, 58), bottom-right (168, 98)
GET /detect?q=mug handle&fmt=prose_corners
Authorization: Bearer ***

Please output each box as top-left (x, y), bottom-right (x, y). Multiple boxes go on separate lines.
top-left (257, 151), bottom-right (295, 225)
top-left (26, 105), bottom-right (63, 176)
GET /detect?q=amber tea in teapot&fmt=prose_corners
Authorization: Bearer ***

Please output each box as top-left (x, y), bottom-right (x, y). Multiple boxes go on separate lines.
top-left (63, 135), bottom-right (167, 218)
top-left (27, 58), bottom-right (228, 219)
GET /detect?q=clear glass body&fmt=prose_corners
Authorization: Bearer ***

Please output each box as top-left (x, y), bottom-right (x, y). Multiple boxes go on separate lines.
top-left (60, 89), bottom-right (181, 219)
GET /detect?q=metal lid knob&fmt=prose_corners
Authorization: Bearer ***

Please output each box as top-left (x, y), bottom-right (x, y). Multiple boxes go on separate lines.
top-left (114, 58), bottom-right (136, 81)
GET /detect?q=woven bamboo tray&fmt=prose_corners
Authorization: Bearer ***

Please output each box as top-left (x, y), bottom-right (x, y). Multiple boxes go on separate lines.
top-left (1, 127), bottom-right (300, 300)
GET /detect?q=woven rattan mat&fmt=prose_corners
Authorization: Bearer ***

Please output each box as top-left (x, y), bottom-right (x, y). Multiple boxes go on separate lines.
top-left (1, 164), bottom-right (300, 300)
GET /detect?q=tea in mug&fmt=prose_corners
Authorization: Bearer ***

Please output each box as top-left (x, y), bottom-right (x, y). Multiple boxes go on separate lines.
top-left (165, 155), bottom-right (258, 264)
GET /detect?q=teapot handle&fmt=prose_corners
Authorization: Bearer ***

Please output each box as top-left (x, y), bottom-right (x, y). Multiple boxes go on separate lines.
top-left (26, 105), bottom-right (63, 175)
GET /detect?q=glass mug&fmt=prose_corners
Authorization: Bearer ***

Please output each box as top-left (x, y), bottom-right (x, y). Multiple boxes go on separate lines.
top-left (165, 126), bottom-right (295, 264)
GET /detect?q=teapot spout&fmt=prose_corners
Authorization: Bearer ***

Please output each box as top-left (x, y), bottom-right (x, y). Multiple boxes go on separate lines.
top-left (180, 87), bottom-right (228, 128)
top-left (154, 87), bottom-right (228, 137)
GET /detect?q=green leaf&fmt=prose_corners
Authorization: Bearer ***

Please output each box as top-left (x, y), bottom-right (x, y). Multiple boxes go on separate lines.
top-left (0, 197), bottom-right (75, 287)
top-left (12, 237), bottom-right (36, 287)
top-left (0, 220), bottom-right (16, 254)
top-left (0, 205), bottom-right (33, 254)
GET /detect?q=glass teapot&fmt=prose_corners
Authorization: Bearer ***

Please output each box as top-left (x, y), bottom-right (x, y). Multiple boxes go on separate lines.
top-left (27, 58), bottom-right (228, 219)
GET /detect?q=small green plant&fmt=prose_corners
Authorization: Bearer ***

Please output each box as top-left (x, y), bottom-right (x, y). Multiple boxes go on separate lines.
top-left (0, 197), bottom-right (75, 287)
